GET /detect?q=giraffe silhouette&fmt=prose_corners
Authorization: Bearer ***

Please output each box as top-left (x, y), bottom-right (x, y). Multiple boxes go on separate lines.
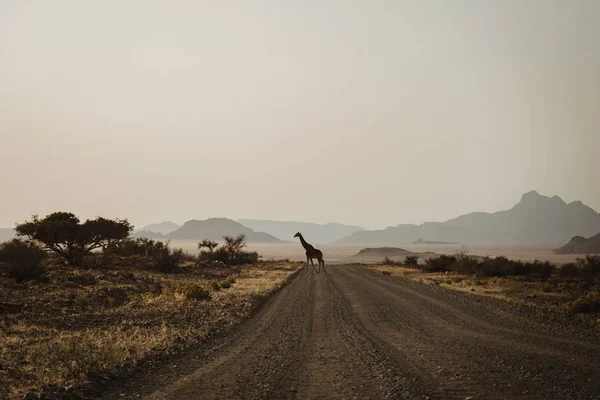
top-left (294, 232), bottom-right (325, 274)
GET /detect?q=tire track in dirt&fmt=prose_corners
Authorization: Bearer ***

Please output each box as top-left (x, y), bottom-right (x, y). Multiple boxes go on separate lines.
top-left (331, 265), bottom-right (600, 399)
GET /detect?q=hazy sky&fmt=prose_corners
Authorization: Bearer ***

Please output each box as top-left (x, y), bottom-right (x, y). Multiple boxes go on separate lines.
top-left (1, 1), bottom-right (599, 230)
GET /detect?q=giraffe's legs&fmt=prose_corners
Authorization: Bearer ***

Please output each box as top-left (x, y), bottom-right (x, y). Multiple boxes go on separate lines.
top-left (310, 258), bottom-right (320, 274)
top-left (306, 257), bottom-right (321, 274)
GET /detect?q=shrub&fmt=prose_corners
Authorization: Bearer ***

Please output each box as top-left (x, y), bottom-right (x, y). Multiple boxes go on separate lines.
top-left (219, 280), bottom-right (232, 289)
top-left (452, 257), bottom-right (479, 274)
top-left (422, 255), bottom-right (456, 273)
top-left (155, 247), bottom-right (185, 273)
top-left (524, 260), bottom-right (555, 280)
top-left (0, 239), bottom-right (48, 282)
top-left (382, 257), bottom-right (396, 265)
top-left (198, 239), bottom-right (259, 266)
top-left (175, 283), bottom-right (212, 301)
top-left (577, 256), bottom-right (600, 283)
top-left (219, 275), bottom-right (237, 289)
top-left (473, 257), bottom-right (555, 279)
top-left (475, 256), bottom-right (514, 277)
top-left (113, 239), bottom-right (189, 272)
top-left (199, 247), bottom-right (230, 265)
top-left (405, 255), bottom-right (419, 267)
top-left (112, 238), bottom-right (169, 258)
top-left (559, 263), bottom-right (580, 279)
top-left (565, 291), bottom-right (600, 313)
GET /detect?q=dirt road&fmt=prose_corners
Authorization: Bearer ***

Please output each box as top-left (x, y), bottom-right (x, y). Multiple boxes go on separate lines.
top-left (106, 265), bottom-right (600, 400)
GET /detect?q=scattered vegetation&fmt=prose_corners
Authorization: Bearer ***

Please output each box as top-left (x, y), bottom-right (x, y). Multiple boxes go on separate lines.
top-left (0, 239), bottom-right (48, 283)
top-left (197, 234), bottom-right (259, 266)
top-left (382, 256), bottom-right (401, 266)
top-left (0, 211), bottom-right (301, 399)
top-left (374, 253), bottom-right (600, 317)
top-left (418, 254), bottom-right (556, 280)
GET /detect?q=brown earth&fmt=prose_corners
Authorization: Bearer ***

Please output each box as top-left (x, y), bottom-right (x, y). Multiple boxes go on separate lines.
top-left (102, 265), bottom-right (600, 400)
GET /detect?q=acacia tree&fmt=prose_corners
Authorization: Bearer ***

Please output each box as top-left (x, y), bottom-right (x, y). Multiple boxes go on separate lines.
top-left (15, 212), bottom-right (133, 266)
top-left (223, 234), bottom-right (247, 264)
top-left (198, 239), bottom-right (219, 253)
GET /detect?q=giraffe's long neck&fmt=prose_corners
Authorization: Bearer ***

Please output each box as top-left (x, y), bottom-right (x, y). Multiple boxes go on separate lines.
top-left (298, 234), bottom-right (311, 250)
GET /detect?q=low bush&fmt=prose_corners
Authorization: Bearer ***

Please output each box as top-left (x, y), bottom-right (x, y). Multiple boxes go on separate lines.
top-left (564, 291), bottom-right (600, 313)
top-left (474, 257), bottom-right (555, 279)
top-left (0, 239), bottom-right (48, 283)
top-left (452, 257), bottom-right (479, 274)
top-left (156, 247), bottom-right (185, 273)
top-left (577, 255), bottom-right (600, 283)
top-left (420, 254), bottom-right (556, 280)
top-left (112, 239), bottom-right (190, 273)
top-left (405, 255), bottom-right (419, 267)
top-left (199, 246), bottom-right (259, 266)
top-left (219, 275), bottom-right (237, 289)
top-left (557, 257), bottom-right (600, 283)
top-left (174, 282), bottom-right (212, 301)
top-left (382, 257), bottom-right (401, 266)
top-left (422, 255), bottom-right (456, 273)
top-left (559, 262), bottom-right (580, 279)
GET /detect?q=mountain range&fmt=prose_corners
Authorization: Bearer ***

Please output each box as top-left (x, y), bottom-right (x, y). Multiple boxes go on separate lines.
top-left (238, 219), bottom-right (364, 243)
top-left (335, 191), bottom-right (600, 244)
top-left (165, 218), bottom-right (280, 242)
top-left (136, 221), bottom-right (180, 235)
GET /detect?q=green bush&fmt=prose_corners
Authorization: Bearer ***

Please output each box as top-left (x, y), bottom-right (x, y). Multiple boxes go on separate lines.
top-left (0, 239), bottom-right (48, 283)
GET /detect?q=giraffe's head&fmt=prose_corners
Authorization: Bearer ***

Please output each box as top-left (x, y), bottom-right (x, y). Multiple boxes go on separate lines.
top-left (294, 232), bottom-right (301, 238)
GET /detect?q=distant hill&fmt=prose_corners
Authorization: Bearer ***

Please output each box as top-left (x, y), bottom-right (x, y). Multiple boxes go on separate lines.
top-left (346, 247), bottom-right (437, 263)
top-left (554, 233), bottom-right (600, 254)
top-left (167, 218), bottom-right (281, 242)
top-left (336, 191), bottom-right (600, 244)
top-left (132, 230), bottom-right (167, 239)
top-left (0, 228), bottom-right (16, 242)
top-left (136, 221), bottom-right (180, 235)
top-left (412, 238), bottom-right (458, 245)
top-left (238, 219), bottom-right (364, 243)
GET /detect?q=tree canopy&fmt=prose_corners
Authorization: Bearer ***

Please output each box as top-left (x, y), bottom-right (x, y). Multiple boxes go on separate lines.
top-left (15, 212), bottom-right (133, 266)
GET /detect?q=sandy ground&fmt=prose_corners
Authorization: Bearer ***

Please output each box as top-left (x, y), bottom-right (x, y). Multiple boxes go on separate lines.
top-left (169, 240), bottom-right (582, 264)
top-left (103, 265), bottom-right (600, 400)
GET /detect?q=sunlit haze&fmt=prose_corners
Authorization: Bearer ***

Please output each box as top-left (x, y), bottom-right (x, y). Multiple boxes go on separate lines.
top-left (1, 0), bottom-right (598, 229)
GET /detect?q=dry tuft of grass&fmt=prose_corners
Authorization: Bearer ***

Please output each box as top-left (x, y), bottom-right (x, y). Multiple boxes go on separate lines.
top-left (0, 260), bottom-right (300, 399)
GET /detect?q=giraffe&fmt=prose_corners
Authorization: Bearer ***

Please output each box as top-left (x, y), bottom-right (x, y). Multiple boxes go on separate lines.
top-left (294, 232), bottom-right (325, 274)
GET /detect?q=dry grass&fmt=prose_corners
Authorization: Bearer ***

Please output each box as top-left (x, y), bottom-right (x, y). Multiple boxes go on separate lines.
top-left (0, 261), bottom-right (301, 399)
top-left (371, 262), bottom-right (600, 319)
